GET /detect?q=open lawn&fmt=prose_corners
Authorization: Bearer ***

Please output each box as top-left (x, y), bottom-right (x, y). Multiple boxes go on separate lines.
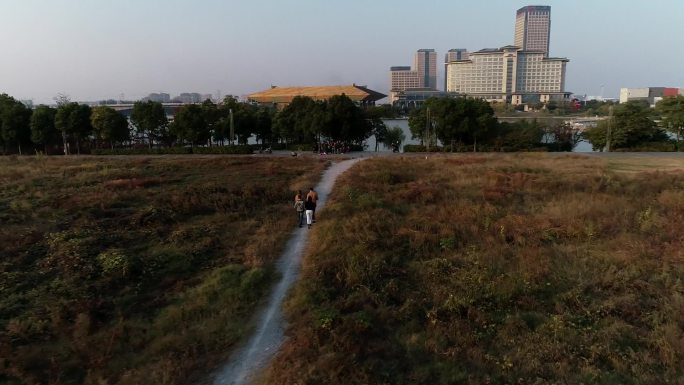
top-left (0, 155), bottom-right (327, 385)
top-left (265, 153), bottom-right (684, 385)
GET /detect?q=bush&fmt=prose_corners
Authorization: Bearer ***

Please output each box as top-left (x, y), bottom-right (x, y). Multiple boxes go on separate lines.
top-left (403, 144), bottom-right (445, 153)
top-left (192, 146), bottom-right (253, 154)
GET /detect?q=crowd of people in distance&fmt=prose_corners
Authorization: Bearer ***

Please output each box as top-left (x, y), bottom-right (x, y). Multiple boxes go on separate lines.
top-left (315, 140), bottom-right (350, 155)
top-left (293, 187), bottom-right (318, 229)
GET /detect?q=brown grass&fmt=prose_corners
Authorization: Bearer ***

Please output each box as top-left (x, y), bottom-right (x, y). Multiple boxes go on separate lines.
top-left (0, 155), bottom-right (327, 385)
top-left (264, 153), bottom-right (684, 385)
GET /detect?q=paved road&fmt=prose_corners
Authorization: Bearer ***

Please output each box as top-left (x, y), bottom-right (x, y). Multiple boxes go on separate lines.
top-left (207, 158), bottom-right (364, 385)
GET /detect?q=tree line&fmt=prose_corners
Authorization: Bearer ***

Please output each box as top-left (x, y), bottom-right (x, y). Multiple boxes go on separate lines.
top-left (0, 93), bottom-right (403, 155)
top-left (4, 92), bottom-right (684, 155)
top-left (408, 96), bottom-right (684, 152)
top-left (407, 97), bottom-right (582, 151)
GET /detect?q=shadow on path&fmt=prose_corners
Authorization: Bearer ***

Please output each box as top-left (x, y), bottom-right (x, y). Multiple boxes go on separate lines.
top-left (208, 158), bottom-right (364, 385)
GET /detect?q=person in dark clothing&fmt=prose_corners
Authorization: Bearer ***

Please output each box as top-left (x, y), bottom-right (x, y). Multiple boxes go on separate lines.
top-left (304, 195), bottom-right (315, 229)
top-left (306, 187), bottom-right (318, 222)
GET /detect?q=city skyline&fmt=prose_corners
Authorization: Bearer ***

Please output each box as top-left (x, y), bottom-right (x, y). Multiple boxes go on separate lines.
top-left (2, 0), bottom-right (683, 104)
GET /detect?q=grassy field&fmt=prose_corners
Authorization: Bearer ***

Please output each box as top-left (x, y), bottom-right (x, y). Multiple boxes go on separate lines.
top-left (0, 155), bottom-right (327, 385)
top-left (265, 153), bottom-right (684, 385)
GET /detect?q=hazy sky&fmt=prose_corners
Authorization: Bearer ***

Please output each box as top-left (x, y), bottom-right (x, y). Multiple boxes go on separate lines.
top-left (2, 0), bottom-right (683, 104)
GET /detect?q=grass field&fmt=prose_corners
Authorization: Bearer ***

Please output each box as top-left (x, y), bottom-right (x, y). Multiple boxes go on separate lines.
top-left (265, 153), bottom-right (684, 385)
top-left (0, 155), bottom-right (327, 385)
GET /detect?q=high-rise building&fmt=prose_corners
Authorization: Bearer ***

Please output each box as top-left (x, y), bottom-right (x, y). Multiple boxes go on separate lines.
top-left (514, 5), bottom-right (551, 56)
top-left (414, 49), bottom-right (437, 89)
top-left (389, 66), bottom-right (421, 103)
top-left (445, 45), bottom-right (569, 104)
top-left (444, 49), bottom-right (469, 91)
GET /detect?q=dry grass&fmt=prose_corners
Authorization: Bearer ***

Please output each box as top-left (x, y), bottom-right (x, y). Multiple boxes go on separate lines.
top-left (265, 153), bottom-right (684, 385)
top-left (0, 155), bottom-right (327, 385)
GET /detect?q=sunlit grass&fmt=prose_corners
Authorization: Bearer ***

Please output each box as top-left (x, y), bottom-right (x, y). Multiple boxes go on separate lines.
top-left (265, 153), bottom-right (684, 385)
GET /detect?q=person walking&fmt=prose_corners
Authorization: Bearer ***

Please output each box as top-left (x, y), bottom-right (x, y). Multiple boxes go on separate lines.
top-left (304, 195), bottom-right (315, 229)
top-left (294, 190), bottom-right (305, 228)
top-left (306, 187), bottom-right (319, 222)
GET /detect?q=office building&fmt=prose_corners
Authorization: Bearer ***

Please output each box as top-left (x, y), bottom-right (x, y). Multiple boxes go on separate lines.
top-left (142, 93), bottom-right (171, 103)
top-left (514, 5), bottom-right (551, 56)
top-left (444, 49), bottom-right (469, 91)
top-left (445, 45), bottom-right (569, 104)
top-left (414, 49), bottom-right (437, 89)
top-left (619, 87), bottom-right (684, 106)
top-left (389, 66), bottom-right (420, 103)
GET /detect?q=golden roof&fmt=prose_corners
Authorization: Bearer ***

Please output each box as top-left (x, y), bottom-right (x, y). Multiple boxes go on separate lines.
top-left (248, 85), bottom-right (386, 104)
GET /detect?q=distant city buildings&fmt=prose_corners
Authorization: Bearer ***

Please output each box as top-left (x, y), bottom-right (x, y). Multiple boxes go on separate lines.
top-left (142, 93), bottom-right (171, 103)
top-left (389, 50), bottom-right (438, 103)
top-left (619, 87), bottom-right (684, 107)
top-left (141, 92), bottom-right (212, 103)
top-left (514, 5), bottom-right (551, 56)
top-left (387, 4), bottom-right (571, 106)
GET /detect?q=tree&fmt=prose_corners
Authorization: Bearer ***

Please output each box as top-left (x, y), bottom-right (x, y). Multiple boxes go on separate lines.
top-left (171, 104), bottom-right (209, 147)
top-left (656, 95), bottom-right (684, 143)
top-left (30, 105), bottom-right (59, 153)
top-left (323, 94), bottom-right (371, 143)
top-left (0, 94), bottom-right (32, 154)
top-left (91, 106), bottom-right (130, 149)
top-left (55, 103), bottom-right (92, 155)
top-left (384, 126), bottom-right (406, 151)
top-left (409, 97), bottom-right (499, 151)
top-left (544, 122), bottom-right (582, 151)
top-left (583, 101), bottom-right (667, 151)
top-left (130, 101), bottom-right (168, 147)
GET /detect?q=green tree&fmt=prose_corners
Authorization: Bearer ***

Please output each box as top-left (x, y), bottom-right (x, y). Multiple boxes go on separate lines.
top-left (384, 126), bottom-right (406, 151)
top-left (584, 101), bottom-right (667, 151)
top-left (130, 101), bottom-right (168, 147)
top-left (323, 94), bottom-right (371, 143)
top-left (30, 105), bottom-right (58, 153)
top-left (497, 120), bottom-right (545, 151)
top-left (409, 97), bottom-right (498, 151)
top-left (656, 95), bottom-right (684, 143)
top-left (0, 94), bottom-right (32, 154)
top-left (90, 106), bottom-right (130, 149)
top-left (171, 104), bottom-right (209, 147)
top-left (55, 103), bottom-right (92, 155)
top-left (254, 106), bottom-right (274, 145)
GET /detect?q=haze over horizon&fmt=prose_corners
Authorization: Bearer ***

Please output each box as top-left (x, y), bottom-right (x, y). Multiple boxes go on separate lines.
top-left (2, 0), bottom-right (683, 105)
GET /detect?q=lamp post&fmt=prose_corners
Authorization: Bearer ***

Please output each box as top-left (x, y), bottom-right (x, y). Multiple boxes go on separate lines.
top-left (229, 108), bottom-right (234, 145)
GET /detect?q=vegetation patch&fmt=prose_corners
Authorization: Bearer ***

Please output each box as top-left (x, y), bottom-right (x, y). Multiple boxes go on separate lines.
top-left (0, 155), bottom-right (326, 385)
top-left (265, 154), bottom-right (684, 385)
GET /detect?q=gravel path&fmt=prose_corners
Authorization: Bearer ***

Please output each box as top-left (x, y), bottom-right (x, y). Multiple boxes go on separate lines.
top-left (208, 158), bottom-right (364, 385)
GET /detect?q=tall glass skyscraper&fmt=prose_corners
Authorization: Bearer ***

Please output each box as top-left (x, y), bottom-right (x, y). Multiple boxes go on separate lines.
top-left (514, 5), bottom-right (551, 56)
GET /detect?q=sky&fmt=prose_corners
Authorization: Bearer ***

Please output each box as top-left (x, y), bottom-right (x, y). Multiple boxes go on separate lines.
top-left (1, 0), bottom-right (683, 105)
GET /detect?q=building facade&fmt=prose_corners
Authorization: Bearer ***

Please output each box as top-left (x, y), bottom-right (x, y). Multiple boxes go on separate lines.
top-left (389, 66), bottom-right (421, 103)
top-left (414, 49), bottom-right (438, 89)
top-left (444, 49), bottom-right (469, 91)
top-left (619, 87), bottom-right (684, 106)
top-left (445, 46), bottom-right (569, 104)
top-left (514, 5), bottom-right (551, 56)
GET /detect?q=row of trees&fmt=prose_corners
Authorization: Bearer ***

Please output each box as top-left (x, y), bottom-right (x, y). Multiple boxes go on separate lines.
top-left (583, 97), bottom-right (684, 151)
top-left (407, 97), bottom-right (581, 151)
top-left (0, 93), bottom-right (398, 155)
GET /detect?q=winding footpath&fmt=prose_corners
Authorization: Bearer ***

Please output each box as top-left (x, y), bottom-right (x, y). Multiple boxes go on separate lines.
top-left (209, 157), bottom-right (364, 385)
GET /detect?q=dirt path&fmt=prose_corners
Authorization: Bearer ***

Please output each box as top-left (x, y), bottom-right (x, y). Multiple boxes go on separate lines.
top-left (208, 158), bottom-right (364, 385)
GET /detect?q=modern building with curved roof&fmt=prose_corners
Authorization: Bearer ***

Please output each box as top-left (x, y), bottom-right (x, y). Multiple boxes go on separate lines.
top-left (247, 84), bottom-right (386, 108)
